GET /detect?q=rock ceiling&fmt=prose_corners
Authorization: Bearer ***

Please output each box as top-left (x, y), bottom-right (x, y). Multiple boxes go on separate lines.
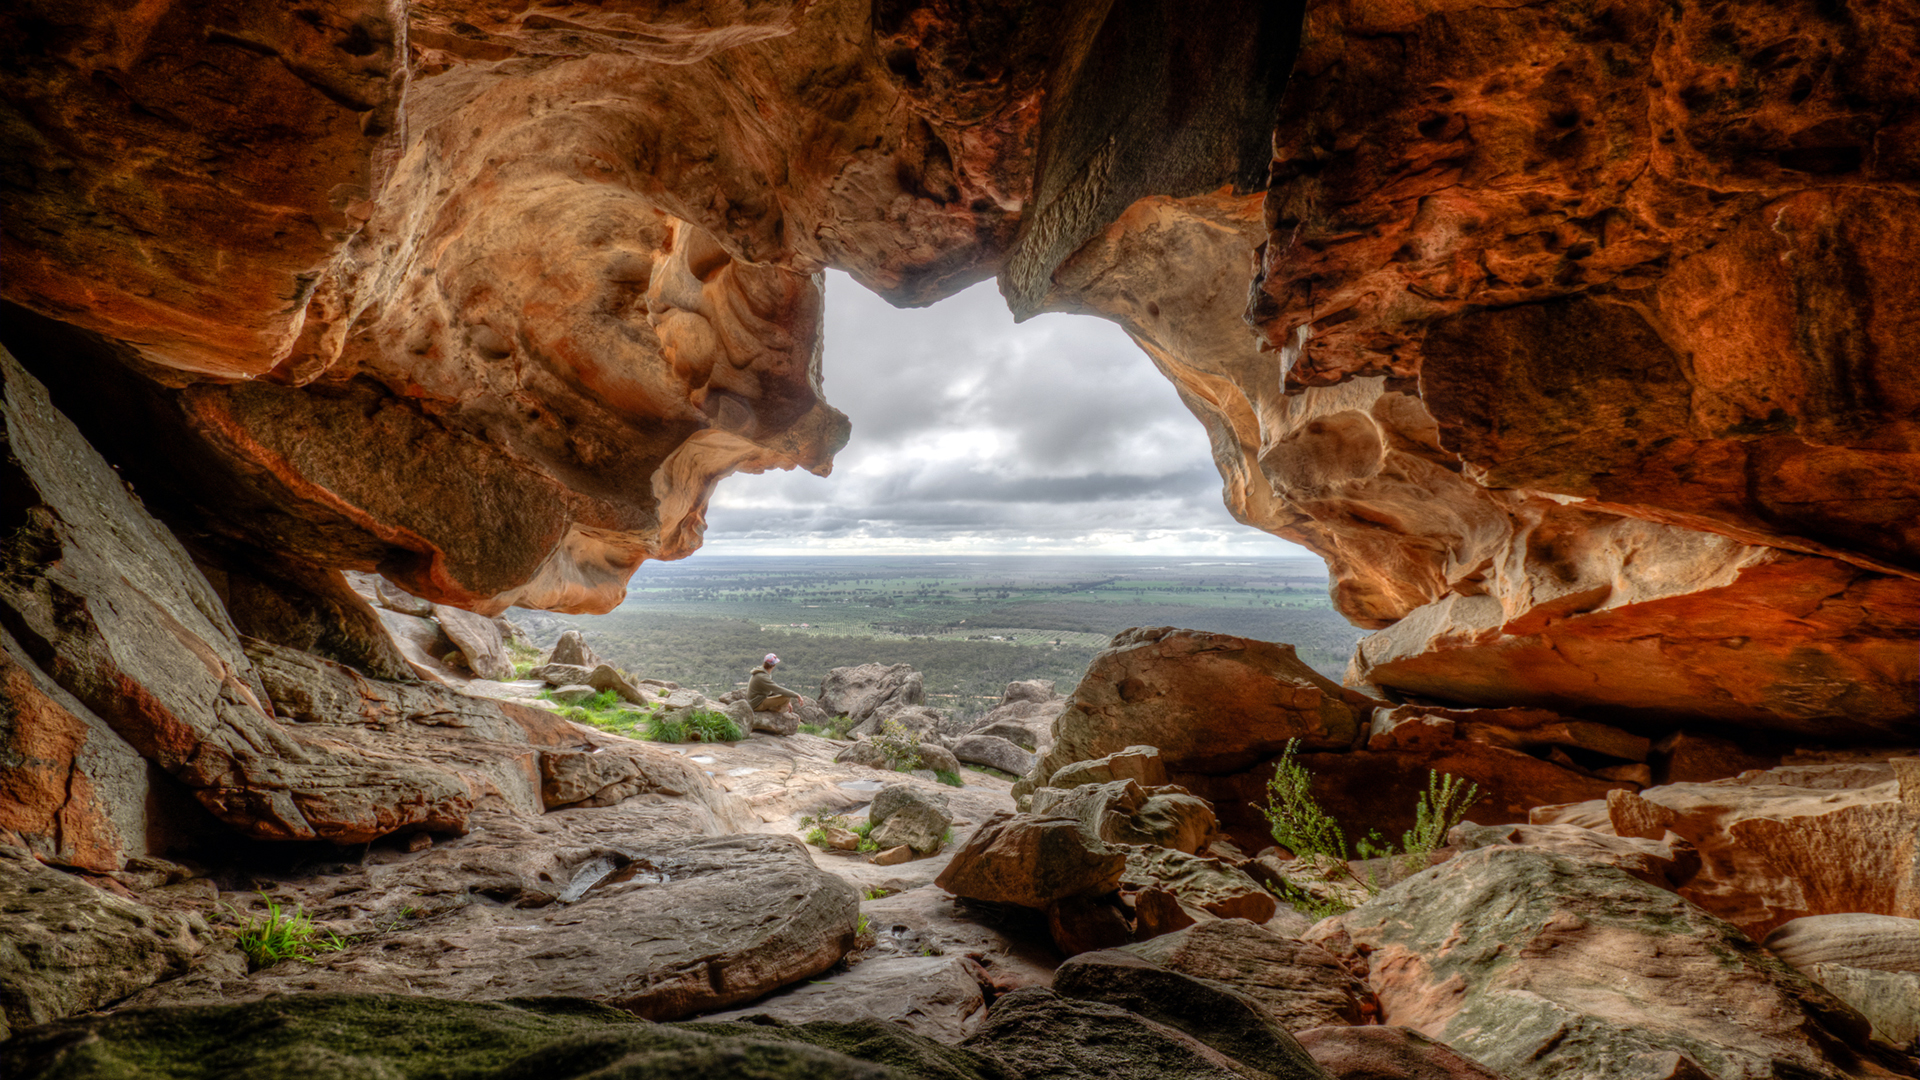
top-left (0, 0), bottom-right (1913, 735)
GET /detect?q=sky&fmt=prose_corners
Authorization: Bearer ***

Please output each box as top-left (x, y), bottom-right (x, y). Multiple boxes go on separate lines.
top-left (700, 271), bottom-right (1315, 559)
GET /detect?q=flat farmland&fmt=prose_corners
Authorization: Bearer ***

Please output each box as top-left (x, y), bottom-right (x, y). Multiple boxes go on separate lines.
top-left (508, 555), bottom-right (1361, 721)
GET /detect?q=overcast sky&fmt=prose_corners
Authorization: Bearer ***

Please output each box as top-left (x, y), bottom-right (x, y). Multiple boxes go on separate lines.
top-left (700, 272), bottom-right (1315, 558)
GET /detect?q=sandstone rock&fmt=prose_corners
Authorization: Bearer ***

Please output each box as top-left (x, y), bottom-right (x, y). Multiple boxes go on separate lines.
top-left (1763, 914), bottom-right (1920, 975)
top-left (936, 812), bottom-right (1128, 910)
top-left (870, 784), bottom-right (954, 855)
top-left (1653, 731), bottom-right (1785, 785)
top-left (549, 684), bottom-right (599, 705)
top-left (873, 845), bottom-right (914, 867)
top-left (529, 663), bottom-right (593, 687)
top-left (0, 628), bottom-right (153, 872)
top-left (952, 735), bottom-right (1034, 778)
top-left (1368, 705), bottom-right (1649, 765)
top-left (1046, 895), bottom-right (1135, 957)
top-left (1030, 779), bottom-right (1216, 855)
top-left (1122, 919), bottom-right (1375, 1030)
top-left (0, 847), bottom-right (204, 1041)
top-left (1050, 950), bottom-right (1332, 1076)
top-left (1608, 765), bottom-right (1920, 938)
top-left (745, 701), bottom-right (802, 737)
top-left (1122, 848), bottom-right (1275, 924)
top-left (1294, 1026), bottom-right (1515, 1080)
top-left (971, 721), bottom-right (1043, 752)
top-left (538, 744), bottom-right (724, 812)
top-left (373, 578), bottom-right (437, 617)
top-left (1307, 847), bottom-right (1882, 1080)
top-left (700, 954), bottom-right (990, 1044)
top-left (0, 349), bottom-right (473, 844)
top-left (374, 607), bottom-right (464, 683)
top-left (584, 664), bottom-right (651, 706)
top-left (433, 604), bottom-right (516, 681)
top-left (1131, 886), bottom-right (1203, 939)
top-left (1049, 746), bottom-right (1171, 791)
top-left (961, 987), bottom-right (1334, 1080)
top-left (219, 555), bottom-right (420, 683)
top-left (548, 630), bottom-right (601, 669)
top-left (1804, 964), bottom-right (1920, 1052)
top-left (4, 994), bottom-right (1010, 1079)
top-left (918, 742), bottom-right (963, 776)
top-left (835, 740), bottom-right (895, 771)
top-left (1447, 822), bottom-right (1701, 892)
top-left (965, 681), bottom-right (1068, 753)
top-left (137, 834), bottom-right (854, 1021)
top-left (1029, 630), bottom-right (1379, 796)
top-left (820, 664), bottom-right (926, 726)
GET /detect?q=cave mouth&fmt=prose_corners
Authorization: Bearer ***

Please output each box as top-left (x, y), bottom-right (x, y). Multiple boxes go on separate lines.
top-left (701, 271), bottom-right (1302, 562)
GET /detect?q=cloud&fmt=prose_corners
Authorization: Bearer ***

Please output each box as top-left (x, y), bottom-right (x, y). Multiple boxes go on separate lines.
top-left (703, 272), bottom-right (1311, 558)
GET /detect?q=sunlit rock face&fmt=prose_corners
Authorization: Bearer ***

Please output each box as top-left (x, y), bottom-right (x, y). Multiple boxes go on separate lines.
top-left (1, 0), bottom-right (1913, 736)
top-left (1034, 0), bottom-right (1919, 738)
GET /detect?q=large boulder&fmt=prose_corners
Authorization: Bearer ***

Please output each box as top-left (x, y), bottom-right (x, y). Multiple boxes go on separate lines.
top-left (433, 604), bottom-right (516, 680)
top-left (1607, 762), bottom-right (1920, 937)
top-left (1021, 629), bottom-right (1381, 804)
top-left (961, 987), bottom-right (1334, 1080)
top-left (1763, 914), bottom-right (1920, 974)
top-left (1029, 780), bottom-right (1217, 855)
top-left (936, 812), bottom-right (1128, 910)
top-left (1050, 950), bottom-right (1333, 1076)
top-left (869, 784), bottom-right (954, 855)
top-left (1306, 846), bottom-right (1884, 1079)
top-left (547, 630), bottom-right (601, 669)
top-left (1121, 848), bottom-right (1275, 924)
top-left (699, 955), bottom-right (989, 1044)
top-left (1122, 919), bottom-right (1376, 1030)
top-left (1048, 746), bottom-right (1170, 792)
top-left (952, 735), bottom-right (1034, 778)
top-left (1446, 822), bottom-right (1701, 892)
top-left (818, 664), bottom-right (926, 726)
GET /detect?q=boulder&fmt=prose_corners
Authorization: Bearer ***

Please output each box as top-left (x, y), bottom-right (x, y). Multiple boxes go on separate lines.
top-left (375, 607), bottom-right (464, 682)
top-left (870, 784), bottom-right (954, 855)
top-left (746, 700), bottom-right (801, 737)
top-left (835, 739), bottom-right (895, 770)
top-left (952, 735), bottom-right (1034, 777)
top-left (1367, 705), bottom-right (1650, 765)
top-left (433, 604), bottom-right (516, 681)
top-left (936, 812), bottom-right (1128, 910)
top-left (1307, 846), bottom-right (1883, 1079)
top-left (873, 845), bottom-right (914, 867)
top-left (1050, 746), bottom-right (1171, 791)
top-left (584, 664), bottom-right (651, 706)
top-left (548, 630), bottom-right (601, 669)
top-left (373, 578), bottom-right (437, 617)
top-left (1122, 919), bottom-right (1375, 1030)
top-left (818, 664), bottom-right (925, 725)
top-left (917, 741), bottom-right (963, 776)
top-left (131, 833), bottom-right (854, 1021)
top-left (1050, 950), bottom-right (1332, 1076)
top-left (1652, 731), bottom-right (1785, 785)
top-left (529, 662), bottom-right (593, 687)
top-left (699, 954), bottom-right (990, 1044)
top-left (1122, 848), bottom-right (1275, 924)
top-left (1803, 964), bottom-right (1920, 1052)
top-left (961, 987), bottom-right (1334, 1080)
top-left (971, 720), bottom-right (1043, 752)
top-left (1607, 764), bottom-right (1920, 937)
top-left (850, 703), bottom-right (951, 742)
top-left (1030, 779), bottom-right (1217, 855)
top-left (1047, 895), bottom-right (1135, 956)
top-left (1026, 630), bottom-right (1379, 797)
top-left (1294, 1026), bottom-right (1516, 1080)
top-left (0, 846), bottom-right (206, 1040)
top-left (1762, 914), bottom-right (1920, 974)
top-left (0, 349), bottom-right (473, 844)
top-left (1446, 822), bottom-right (1701, 892)
top-left (548, 685), bottom-right (599, 705)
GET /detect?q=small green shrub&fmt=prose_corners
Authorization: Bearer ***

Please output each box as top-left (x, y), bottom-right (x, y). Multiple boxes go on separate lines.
top-left (933, 769), bottom-right (963, 788)
top-left (852, 819), bottom-right (880, 854)
top-left (873, 719), bottom-right (924, 772)
top-left (645, 710), bottom-right (689, 743)
top-left (226, 893), bottom-right (346, 970)
top-left (688, 709), bottom-right (743, 743)
top-left (1254, 739), bottom-right (1480, 915)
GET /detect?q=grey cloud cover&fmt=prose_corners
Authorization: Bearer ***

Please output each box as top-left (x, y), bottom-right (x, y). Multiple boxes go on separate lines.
top-left (703, 273), bottom-right (1310, 557)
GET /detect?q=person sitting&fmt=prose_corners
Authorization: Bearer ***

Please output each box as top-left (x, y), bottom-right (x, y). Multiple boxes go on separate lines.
top-left (747, 653), bottom-right (801, 713)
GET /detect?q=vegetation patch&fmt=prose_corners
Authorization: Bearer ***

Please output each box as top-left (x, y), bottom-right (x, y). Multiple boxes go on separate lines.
top-left (1258, 739), bottom-right (1480, 917)
top-left (225, 893), bottom-right (347, 970)
top-left (645, 708), bottom-right (743, 744)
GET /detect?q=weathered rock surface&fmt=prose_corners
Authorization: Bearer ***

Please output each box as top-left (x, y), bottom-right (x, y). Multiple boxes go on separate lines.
top-left (548, 630), bottom-right (602, 670)
top-left (701, 955), bottom-right (990, 1044)
top-left (1446, 822), bottom-right (1701, 892)
top-left (871, 784), bottom-right (955, 856)
top-left (3, 993), bottom-right (1015, 1080)
top-left (1051, 949), bottom-right (1333, 1075)
top-left (935, 812), bottom-right (1127, 910)
top-left (1026, 630), bottom-right (1379, 793)
top-left (1608, 763), bottom-right (1920, 938)
top-left (952, 735), bottom-right (1034, 778)
top-left (1047, 745), bottom-right (1171, 793)
top-left (133, 833), bottom-right (856, 1021)
top-left (1804, 965), bottom-right (1920, 1053)
top-left (433, 603), bottom-right (516, 680)
top-left (1294, 1026), bottom-right (1515, 1080)
top-left (1029, 779), bottom-right (1216, 855)
top-left (1122, 919), bottom-right (1375, 1030)
top-left (821, 664), bottom-right (928, 727)
top-left (963, 986), bottom-right (1334, 1080)
top-left (1121, 848), bottom-right (1276, 924)
top-left (1764, 914), bottom-right (1920, 975)
top-left (0, 847), bottom-right (206, 1042)
top-left (1306, 847), bottom-right (1885, 1080)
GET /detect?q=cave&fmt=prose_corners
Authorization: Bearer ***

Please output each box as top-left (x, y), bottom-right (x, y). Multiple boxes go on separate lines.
top-left (0, 0), bottom-right (1916, 1075)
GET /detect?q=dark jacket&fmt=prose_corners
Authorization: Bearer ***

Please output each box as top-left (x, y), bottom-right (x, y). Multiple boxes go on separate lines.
top-left (747, 667), bottom-right (800, 709)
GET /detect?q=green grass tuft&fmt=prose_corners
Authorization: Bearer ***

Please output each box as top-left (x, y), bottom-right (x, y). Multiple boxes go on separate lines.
top-left (226, 892), bottom-right (347, 970)
top-left (933, 769), bottom-right (963, 788)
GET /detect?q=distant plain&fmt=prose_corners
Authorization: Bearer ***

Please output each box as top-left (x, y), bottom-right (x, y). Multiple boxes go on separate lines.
top-left (510, 556), bottom-right (1358, 721)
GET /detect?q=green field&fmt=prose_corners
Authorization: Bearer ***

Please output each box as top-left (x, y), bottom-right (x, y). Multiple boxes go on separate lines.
top-left (509, 556), bottom-right (1359, 721)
